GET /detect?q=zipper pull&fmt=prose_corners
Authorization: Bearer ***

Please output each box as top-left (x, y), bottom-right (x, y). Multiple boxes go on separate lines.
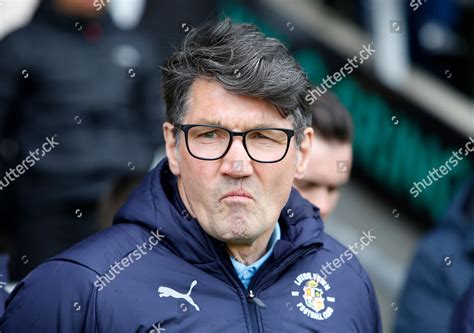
top-left (248, 289), bottom-right (266, 308)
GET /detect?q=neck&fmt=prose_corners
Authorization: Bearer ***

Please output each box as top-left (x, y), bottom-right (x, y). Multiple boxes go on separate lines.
top-left (226, 226), bottom-right (274, 266)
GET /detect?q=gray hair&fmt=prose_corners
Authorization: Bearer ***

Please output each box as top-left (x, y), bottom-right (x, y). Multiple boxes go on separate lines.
top-left (161, 18), bottom-right (312, 147)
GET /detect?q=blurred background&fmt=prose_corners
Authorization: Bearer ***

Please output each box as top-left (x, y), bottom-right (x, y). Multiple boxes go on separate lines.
top-left (0, 0), bottom-right (473, 332)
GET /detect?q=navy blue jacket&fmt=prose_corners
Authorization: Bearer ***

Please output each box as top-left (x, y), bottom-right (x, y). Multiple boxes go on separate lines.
top-left (0, 255), bottom-right (9, 317)
top-left (451, 279), bottom-right (474, 332)
top-left (1, 158), bottom-right (381, 332)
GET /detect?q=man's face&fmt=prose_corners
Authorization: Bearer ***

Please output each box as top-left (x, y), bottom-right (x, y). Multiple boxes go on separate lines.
top-left (164, 79), bottom-right (312, 245)
top-left (293, 135), bottom-right (352, 220)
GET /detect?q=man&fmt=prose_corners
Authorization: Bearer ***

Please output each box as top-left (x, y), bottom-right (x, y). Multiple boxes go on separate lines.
top-left (1, 19), bottom-right (381, 332)
top-left (0, 0), bottom-right (163, 279)
top-left (294, 92), bottom-right (353, 220)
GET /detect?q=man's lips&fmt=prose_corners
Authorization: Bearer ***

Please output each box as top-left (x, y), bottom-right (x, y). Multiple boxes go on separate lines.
top-left (221, 189), bottom-right (254, 201)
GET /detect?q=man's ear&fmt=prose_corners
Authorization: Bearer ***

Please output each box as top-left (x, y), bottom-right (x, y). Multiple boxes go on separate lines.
top-left (294, 127), bottom-right (314, 180)
top-left (163, 122), bottom-right (181, 176)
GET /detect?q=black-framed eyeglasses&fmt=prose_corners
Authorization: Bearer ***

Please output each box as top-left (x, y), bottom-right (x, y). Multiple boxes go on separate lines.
top-left (174, 123), bottom-right (304, 163)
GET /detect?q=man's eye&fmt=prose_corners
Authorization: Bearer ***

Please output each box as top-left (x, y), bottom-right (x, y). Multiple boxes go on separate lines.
top-left (200, 131), bottom-right (217, 138)
top-left (255, 133), bottom-right (271, 140)
top-left (251, 131), bottom-right (280, 142)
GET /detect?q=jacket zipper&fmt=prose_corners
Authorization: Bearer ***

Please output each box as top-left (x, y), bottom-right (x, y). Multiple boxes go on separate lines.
top-left (213, 241), bottom-right (320, 333)
top-left (248, 290), bottom-right (266, 308)
top-left (205, 235), bottom-right (259, 333)
top-left (247, 289), bottom-right (261, 332)
top-left (215, 258), bottom-right (262, 333)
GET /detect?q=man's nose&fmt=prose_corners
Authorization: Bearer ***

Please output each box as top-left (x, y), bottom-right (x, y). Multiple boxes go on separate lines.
top-left (221, 136), bottom-right (253, 178)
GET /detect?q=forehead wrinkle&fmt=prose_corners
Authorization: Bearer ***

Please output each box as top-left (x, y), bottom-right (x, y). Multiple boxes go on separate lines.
top-left (194, 113), bottom-right (287, 131)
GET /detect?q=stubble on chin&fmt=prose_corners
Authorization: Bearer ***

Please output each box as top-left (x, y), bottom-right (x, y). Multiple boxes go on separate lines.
top-left (219, 204), bottom-right (261, 241)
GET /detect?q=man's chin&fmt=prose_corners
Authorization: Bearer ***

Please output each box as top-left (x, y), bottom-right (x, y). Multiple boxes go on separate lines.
top-left (214, 223), bottom-right (256, 244)
top-left (220, 234), bottom-right (257, 245)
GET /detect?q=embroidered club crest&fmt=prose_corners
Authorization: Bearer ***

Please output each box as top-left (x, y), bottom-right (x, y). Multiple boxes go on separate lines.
top-left (291, 272), bottom-right (335, 321)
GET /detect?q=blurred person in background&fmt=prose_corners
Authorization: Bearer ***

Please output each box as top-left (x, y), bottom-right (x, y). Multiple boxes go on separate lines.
top-left (395, 176), bottom-right (474, 333)
top-left (293, 92), bottom-right (353, 220)
top-left (0, 0), bottom-right (163, 280)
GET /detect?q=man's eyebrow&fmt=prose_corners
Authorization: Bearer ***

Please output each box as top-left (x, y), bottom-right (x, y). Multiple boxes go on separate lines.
top-left (195, 118), bottom-right (222, 126)
top-left (194, 118), bottom-right (281, 129)
top-left (251, 123), bottom-right (282, 129)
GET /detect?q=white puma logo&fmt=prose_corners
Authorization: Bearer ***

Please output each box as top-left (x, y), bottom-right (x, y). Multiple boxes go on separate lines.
top-left (158, 280), bottom-right (200, 311)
